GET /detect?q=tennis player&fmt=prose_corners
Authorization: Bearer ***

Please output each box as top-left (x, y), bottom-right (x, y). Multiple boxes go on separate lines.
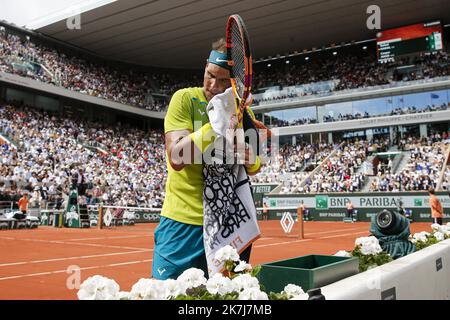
top-left (151, 38), bottom-right (261, 280)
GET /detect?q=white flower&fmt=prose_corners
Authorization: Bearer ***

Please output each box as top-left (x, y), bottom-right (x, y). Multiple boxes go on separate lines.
top-left (238, 287), bottom-right (269, 300)
top-left (355, 236), bottom-right (379, 248)
top-left (431, 223), bottom-right (442, 232)
top-left (177, 268), bottom-right (207, 289)
top-left (439, 224), bottom-right (450, 233)
top-left (206, 273), bottom-right (234, 296)
top-left (214, 245), bottom-right (240, 263)
top-left (431, 224), bottom-right (450, 235)
top-left (283, 284), bottom-right (304, 298)
top-left (231, 274), bottom-right (260, 292)
top-left (129, 278), bottom-right (168, 300)
top-left (434, 231), bottom-right (445, 242)
top-left (334, 250), bottom-right (352, 257)
top-left (360, 242), bottom-right (383, 255)
top-left (412, 231), bottom-right (430, 243)
top-left (234, 261), bottom-right (252, 273)
top-left (164, 279), bottom-right (187, 299)
top-left (355, 236), bottom-right (382, 255)
top-left (116, 291), bottom-right (130, 300)
top-left (77, 275), bottom-right (120, 300)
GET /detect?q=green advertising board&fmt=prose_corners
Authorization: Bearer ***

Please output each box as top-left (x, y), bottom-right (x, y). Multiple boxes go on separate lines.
top-left (315, 195), bottom-right (329, 209)
top-left (252, 184), bottom-right (279, 208)
top-left (263, 192), bottom-right (450, 222)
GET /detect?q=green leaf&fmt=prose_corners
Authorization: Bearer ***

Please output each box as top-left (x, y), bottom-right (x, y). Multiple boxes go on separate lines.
top-left (250, 265), bottom-right (261, 277)
top-left (268, 292), bottom-right (289, 300)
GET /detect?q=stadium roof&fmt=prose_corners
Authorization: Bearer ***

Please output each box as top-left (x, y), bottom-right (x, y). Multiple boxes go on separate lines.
top-left (28, 0), bottom-right (450, 69)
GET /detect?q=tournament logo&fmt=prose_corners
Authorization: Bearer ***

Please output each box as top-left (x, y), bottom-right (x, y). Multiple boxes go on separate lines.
top-left (316, 195), bottom-right (329, 209)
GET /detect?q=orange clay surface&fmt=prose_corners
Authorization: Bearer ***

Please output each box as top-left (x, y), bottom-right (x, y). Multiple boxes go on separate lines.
top-left (0, 221), bottom-right (432, 299)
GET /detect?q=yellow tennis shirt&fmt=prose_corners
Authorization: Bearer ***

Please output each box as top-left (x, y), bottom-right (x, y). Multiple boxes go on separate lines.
top-left (161, 87), bottom-right (258, 226)
top-left (162, 87), bottom-right (210, 226)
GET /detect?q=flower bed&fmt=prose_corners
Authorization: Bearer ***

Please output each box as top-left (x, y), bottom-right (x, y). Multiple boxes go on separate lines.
top-left (78, 223), bottom-right (450, 300)
top-left (334, 222), bottom-right (450, 272)
top-left (77, 246), bottom-right (309, 300)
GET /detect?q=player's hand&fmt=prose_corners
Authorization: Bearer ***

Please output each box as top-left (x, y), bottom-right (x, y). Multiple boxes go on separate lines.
top-left (235, 142), bottom-right (256, 168)
top-left (244, 143), bottom-right (257, 169)
top-left (245, 93), bottom-right (253, 108)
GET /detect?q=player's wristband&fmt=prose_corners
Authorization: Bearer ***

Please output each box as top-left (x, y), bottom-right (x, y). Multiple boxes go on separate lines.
top-left (246, 155), bottom-right (261, 173)
top-left (188, 123), bottom-right (217, 153)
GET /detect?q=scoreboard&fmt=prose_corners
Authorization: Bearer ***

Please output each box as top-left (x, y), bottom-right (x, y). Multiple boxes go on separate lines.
top-left (377, 21), bottom-right (444, 63)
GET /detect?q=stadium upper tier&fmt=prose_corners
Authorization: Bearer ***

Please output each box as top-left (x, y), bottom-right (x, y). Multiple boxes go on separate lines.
top-left (0, 25), bottom-right (449, 114)
top-left (252, 51), bottom-right (450, 106)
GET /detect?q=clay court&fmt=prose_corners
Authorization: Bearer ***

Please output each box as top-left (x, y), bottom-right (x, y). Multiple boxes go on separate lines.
top-left (0, 221), bottom-right (432, 299)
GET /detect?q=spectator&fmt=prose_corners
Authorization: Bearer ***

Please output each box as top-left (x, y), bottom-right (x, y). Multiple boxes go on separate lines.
top-left (16, 192), bottom-right (28, 219)
top-left (346, 200), bottom-right (354, 219)
top-left (428, 187), bottom-right (443, 225)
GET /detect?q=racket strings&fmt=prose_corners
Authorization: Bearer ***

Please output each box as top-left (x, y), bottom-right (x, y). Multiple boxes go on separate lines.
top-left (231, 24), bottom-right (246, 98)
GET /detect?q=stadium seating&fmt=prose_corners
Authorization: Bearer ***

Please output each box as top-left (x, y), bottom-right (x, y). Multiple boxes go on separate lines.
top-left (0, 102), bottom-right (166, 209)
top-left (370, 138), bottom-right (446, 191)
top-left (1, 26), bottom-right (449, 114)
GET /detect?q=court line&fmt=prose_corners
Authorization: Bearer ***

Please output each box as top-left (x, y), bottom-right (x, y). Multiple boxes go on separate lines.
top-left (255, 230), bottom-right (369, 248)
top-left (0, 259), bottom-right (153, 281)
top-left (304, 227), bottom-right (369, 236)
top-left (262, 226), bottom-right (368, 238)
top-left (64, 235), bottom-right (150, 241)
top-left (0, 249), bottom-right (152, 268)
top-left (0, 236), bottom-right (149, 251)
top-left (319, 231), bottom-right (370, 240)
top-left (0, 230), bottom-right (370, 282)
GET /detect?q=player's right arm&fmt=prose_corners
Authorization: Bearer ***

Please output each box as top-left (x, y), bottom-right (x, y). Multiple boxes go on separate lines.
top-left (165, 89), bottom-right (216, 171)
top-left (165, 130), bottom-right (195, 171)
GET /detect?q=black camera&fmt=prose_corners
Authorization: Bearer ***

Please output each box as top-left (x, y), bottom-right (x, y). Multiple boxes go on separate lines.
top-left (370, 209), bottom-right (416, 259)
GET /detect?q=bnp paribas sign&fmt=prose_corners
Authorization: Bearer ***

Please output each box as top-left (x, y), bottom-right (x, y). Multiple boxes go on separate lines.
top-left (270, 194), bottom-right (450, 210)
top-left (315, 195), bottom-right (400, 209)
top-left (315, 195), bottom-right (329, 209)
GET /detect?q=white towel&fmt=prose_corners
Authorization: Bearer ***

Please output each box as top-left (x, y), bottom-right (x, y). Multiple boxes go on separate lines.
top-left (203, 88), bottom-right (260, 276)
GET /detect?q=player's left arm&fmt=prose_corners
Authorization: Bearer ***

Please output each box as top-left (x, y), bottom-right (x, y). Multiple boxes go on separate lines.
top-left (244, 143), bottom-right (261, 176)
top-left (242, 109), bottom-right (261, 176)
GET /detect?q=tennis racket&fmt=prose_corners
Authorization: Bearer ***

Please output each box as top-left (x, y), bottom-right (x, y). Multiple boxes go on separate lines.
top-left (226, 14), bottom-right (252, 127)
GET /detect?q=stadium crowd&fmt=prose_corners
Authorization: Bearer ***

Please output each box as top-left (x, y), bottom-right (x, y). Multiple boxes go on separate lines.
top-left (1, 100), bottom-right (449, 209)
top-left (265, 116), bottom-right (318, 127)
top-left (442, 166), bottom-right (450, 191)
top-left (252, 52), bottom-right (389, 92)
top-left (251, 142), bottom-right (336, 193)
top-left (1, 26), bottom-right (449, 115)
top-left (265, 102), bottom-right (449, 128)
top-left (299, 140), bottom-right (370, 193)
top-left (0, 102), bottom-right (166, 209)
top-left (253, 51), bottom-right (450, 105)
top-left (370, 136), bottom-right (447, 192)
top-left (1, 26), bottom-right (450, 206)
